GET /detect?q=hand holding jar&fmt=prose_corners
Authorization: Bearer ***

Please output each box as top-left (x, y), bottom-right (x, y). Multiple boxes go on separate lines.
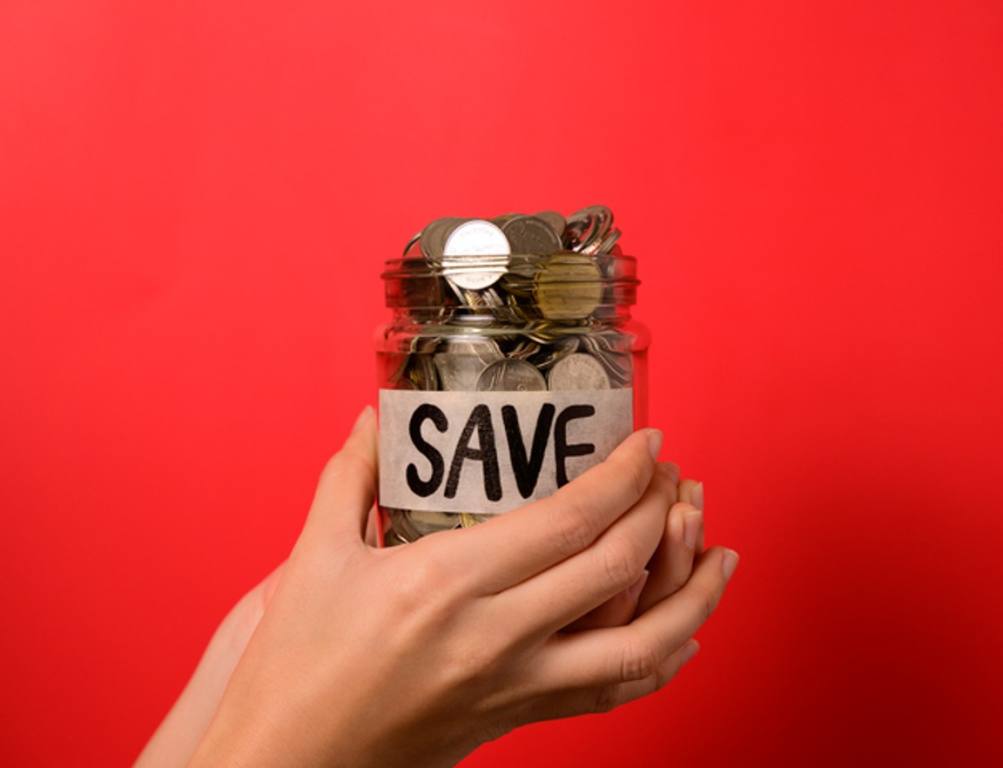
top-left (179, 409), bottom-right (738, 768)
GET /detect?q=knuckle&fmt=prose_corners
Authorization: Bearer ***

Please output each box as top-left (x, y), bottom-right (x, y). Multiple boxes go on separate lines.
top-left (446, 644), bottom-right (495, 686)
top-left (391, 555), bottom-right (453, 610)
top-left (443, 627), bottom-right (507, 688)
top-left (600, 536), bottom-right (643, 590)
top-left (592, 684), bottom-right (621, 714)
top-left (618, 637), bottom-right (660, 682)
top-left (550, 501), bottom-right (597, 555)
top-left (697, 584), bottom-right (720, 623)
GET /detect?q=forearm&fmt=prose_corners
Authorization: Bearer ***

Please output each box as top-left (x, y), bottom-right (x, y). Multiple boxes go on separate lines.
top-left (135, 570), bottom-right (280, 767)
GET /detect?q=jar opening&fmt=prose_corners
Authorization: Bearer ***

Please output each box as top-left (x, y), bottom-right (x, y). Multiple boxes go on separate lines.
top-left (382, 251), bottom-right (640, 321)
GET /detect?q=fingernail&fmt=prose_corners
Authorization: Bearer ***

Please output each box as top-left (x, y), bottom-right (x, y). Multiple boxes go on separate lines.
top-left (691, 482), bottom-right (704, 511)
top-left (721, 549), bottom-right (740, 581)
top-left (679, 639), bottom-right (700, 666)
top-left (353, 405), bottom-right (375, 432)
top-left (683, 509), bottom-right (701, 550)
top-left (646, 429), bottom-right (663, 460)
top-left (626, 569), bottom-right (649, 602)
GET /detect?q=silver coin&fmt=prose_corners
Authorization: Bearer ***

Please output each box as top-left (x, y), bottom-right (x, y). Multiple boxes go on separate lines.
top-left (564, 205), bottom-right (613, 254)
top-left (596, 227), bottom-right (621, 255)
top-left (421, 217), bottom-right (465, 261)
top-left (547, 353), bottom-right (611, 390)
top-left (433, 337), bottom-right (504, 391)
top-left (442, 219), bottom-right (511, 290)
top-left (534, 335), bottom-right (580, 370)
top-left (583, 333), bottom-right (633, 385)
top-left (475, 358), bottom-right (547, 391)
top-left (501, 215), bottom-right (563, 256)
top-left (533, 210), bottom-right (566, 239)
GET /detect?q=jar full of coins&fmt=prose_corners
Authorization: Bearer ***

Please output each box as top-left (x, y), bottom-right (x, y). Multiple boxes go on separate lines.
top-left (375, 206), bottom-right (648, 546)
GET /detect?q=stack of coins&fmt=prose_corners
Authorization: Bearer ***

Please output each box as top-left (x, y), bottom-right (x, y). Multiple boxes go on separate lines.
top-left (380, 206), bottom-right (636, 546)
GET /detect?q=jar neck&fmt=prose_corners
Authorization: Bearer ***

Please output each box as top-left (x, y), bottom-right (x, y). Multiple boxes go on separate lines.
top-left (381, 251), bottom-right (640, 324)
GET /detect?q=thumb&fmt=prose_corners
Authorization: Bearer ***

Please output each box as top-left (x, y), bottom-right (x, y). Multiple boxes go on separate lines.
top-left (301, 405), bottom-right (378, 546)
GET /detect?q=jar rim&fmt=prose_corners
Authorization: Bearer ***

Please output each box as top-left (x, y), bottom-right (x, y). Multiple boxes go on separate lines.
top-left (381, 250), bottom-right (640, 316)
top-left (381, 250), bottom-right (639, 283)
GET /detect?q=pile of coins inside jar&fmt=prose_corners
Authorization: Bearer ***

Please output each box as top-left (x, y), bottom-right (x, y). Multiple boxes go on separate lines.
top-left (381, 206), bottom-right (636, 546)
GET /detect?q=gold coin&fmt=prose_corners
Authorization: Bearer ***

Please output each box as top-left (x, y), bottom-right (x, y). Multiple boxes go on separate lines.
top-left (534, 253), bottom-right (602, 320)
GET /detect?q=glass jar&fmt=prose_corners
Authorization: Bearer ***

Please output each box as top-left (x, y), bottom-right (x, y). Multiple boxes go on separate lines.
top-left (374, 216), bottom-right (648, 547)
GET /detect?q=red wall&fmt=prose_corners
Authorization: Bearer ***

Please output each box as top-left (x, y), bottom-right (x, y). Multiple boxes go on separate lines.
top-left (2, 1), bottom-right (1001, 765)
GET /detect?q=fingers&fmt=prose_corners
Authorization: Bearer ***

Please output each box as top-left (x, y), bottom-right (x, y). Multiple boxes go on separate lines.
top-left (519, 639), bottom-right (700, 723)
top-left (494, 464), bottom-right (676, 638)
top-left (592, 639), bottom-right (700, 712)
top-left (561, 569), bottom-right (649, 633)
top-left (444, 428), bottom-right (662, 594)
top-left (679, 479), bottom-right (705, 552)
top-left (528, 546), bottom-right (738, 691)
top-left (565, 463), bottom-right (682, 633)
top-left (300, 406), bottom-right (378, 547)
top-left (635, 500), bottom-right (702, 614)
top-left (661, 462), bottom-right (681, 493)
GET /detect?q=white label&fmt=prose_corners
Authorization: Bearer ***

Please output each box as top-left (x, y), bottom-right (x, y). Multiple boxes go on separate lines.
top-left (378, 388), bottom-right (634, 514)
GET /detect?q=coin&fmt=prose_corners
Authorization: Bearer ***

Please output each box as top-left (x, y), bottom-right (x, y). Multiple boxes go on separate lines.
top-left (406, 354), bottom-right (439, 390)
top-left (533, 334), bottom-right (580, 370)
top-left (405, 509), bottom-right (461, 535)
top-left (386, 508), bottom-right (420, 542)
top-left (442, 219), bottom-right (511, 290)
top-left (580, 333), bottom-right (632, 386)
top-left (475, 358), bottom-right (547, 391)
top-left (534, 210), bottom-right (566, 239)
top-left (534, 253), bottom-right (603, 320)
top-left (421, 217), bottom-right (465, 260)
top-left (501, 215), bottom-right (562, 255)
top-left (383, 526), bottom-right (409, 546)
top-left (564, 205), bottom-right (613, 254)
top-left (547, 353), bottom-right (611, 390)
top-left (433, 337), bottom-right (504, 391)
top-left (459, 512), bottom-right (490, 527)
top-left (596, 227), bottom-right (621, 255)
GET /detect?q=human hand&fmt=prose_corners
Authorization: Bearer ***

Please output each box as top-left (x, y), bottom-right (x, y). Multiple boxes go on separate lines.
top-left (136, 423), bottom-right (709, 768)
top-left (185, 407), bottom-right (738, 768)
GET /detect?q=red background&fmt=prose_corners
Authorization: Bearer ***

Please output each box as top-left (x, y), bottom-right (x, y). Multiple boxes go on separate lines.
top-left (2, 1), bottom-right (1002, 765)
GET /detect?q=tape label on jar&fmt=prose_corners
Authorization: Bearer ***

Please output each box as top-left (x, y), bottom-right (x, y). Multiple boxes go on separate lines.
top-left (378, 388), bottom-right (634, 514)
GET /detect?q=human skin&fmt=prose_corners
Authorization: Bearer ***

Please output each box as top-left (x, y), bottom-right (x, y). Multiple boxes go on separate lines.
top-left (136, 407), bottom-right (737, 767)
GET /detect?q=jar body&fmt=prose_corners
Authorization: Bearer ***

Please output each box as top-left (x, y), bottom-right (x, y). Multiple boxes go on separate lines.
top-left (374, 312), bottom-right (649, 547)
